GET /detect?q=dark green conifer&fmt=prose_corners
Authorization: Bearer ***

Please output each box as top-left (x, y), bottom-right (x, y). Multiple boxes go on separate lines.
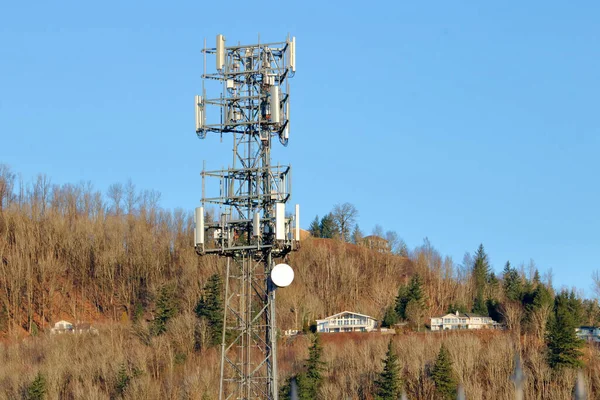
top-left (502, 261), bottom-right (523, 302)
top-left (26, 372), bottom-right (46, 400)
top-left (382, 306), bottom-right (399, 328)
top-left (395, 274), bottom-right (426, 320)
top-left (471, 244), bottom-right (490, 315)
top-left (297, 334), bottom-right (325, 400)
top-left (430, 344), bottom-right (457, 400)
top-left (319, 214), bottom-right (337, 239)
top-left (374, 340), bottom-right (402, 399)
top-left (308, 215), bottom-right (321, 237)
top-left (151, 283), bottom-right (179, 336)
top-left (546, 290), bottom-right (584, 370)
top-left (195, 274), bottom-right (224, 346)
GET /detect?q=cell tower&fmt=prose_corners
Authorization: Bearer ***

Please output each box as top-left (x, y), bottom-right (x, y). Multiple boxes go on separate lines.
top-left (193, 34), bottom-right (299, 400)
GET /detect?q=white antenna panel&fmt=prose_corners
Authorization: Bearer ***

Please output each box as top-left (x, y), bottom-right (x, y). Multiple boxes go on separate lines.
top-left (289, 37), bottom-right (296, 72)
top-left (216, 34), bottom-right (226, 71)
top-left (270, 86), bottom-right (280, 124)
top-left (284, 101), bottom-right (290, 139)
top-left (275, 203), bottom-right (285, 240)
top-left (295, 204), bottom-right (300, 241)
top-left (253, 212), bottom-right (261, 237)
top-left (195, 207), bottom-right (204, 245)
top-left (195, 95), bottom-right (203, 132)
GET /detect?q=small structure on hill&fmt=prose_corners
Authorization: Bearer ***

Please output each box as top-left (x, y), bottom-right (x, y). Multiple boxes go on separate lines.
top-left (430, 311), bottom-right (495, 331)
top-left (50, 320), bottom-right (74, 334)
top-left (576, 326), bottom-right (600, 342)
top-left (361, 235), bottom-right (389, 253)
top-left (50, 320), bottom-right (98, 335)
top-left (316, 311), bottom-right (377, 333)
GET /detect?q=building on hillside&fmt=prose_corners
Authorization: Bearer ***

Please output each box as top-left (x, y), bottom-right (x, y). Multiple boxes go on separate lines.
top-left (576, 326), bottom-right (600, 342)
top-left (361, 235), bottom-right (389, 253)
top-left (430, 311), bottom-right (495, 331)
top-left (316, 311), bottom-right (377, 333)
top-left (50, 320), bottom-right (98, 335)
top-left (50, 320), bottom-right (74, 334)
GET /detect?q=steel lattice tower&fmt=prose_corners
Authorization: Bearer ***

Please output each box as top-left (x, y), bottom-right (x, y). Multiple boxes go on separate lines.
top-left (193, 34), bottom-right (298, 400)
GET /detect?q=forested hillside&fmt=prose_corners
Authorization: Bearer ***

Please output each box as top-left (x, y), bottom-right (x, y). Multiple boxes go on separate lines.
top-left (1, 165), bottom-right (599, 399)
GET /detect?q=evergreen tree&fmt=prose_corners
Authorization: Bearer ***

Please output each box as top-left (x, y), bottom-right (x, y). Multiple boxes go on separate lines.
top-left (472, 244), bottom-right (490, 286)
top-left (151, 283), bottom-right (179, 336)
top-left (502, 261), bottom-right (523, 302)
top-left (395, 274), bottom-right (426, 320)
top-left (430, 344), bottom-right (457, 400)
top-left (382, 306), bottom-right (399, 328)
top-left (546, 290), bottom-right (584, 370)
top-left (297, 334), bottom-right (325, 400)
top-left (26, 372), bottom-right (46, 400)
top-left (115, 364), bottom-right (130, 396)
top-left (374, 340), bottom-right (402, 399)
top-left (533, 269), bottom-right (541, 285)
top-left (319, 214), bottom-right (338, 239)
top-left (395, 285), bottom-right (410, 320)
top-left (351, 224), bottom-right (363, 245)
top-left (472, 294), bottom-right (488, 316)
top-left (471, 244), bottom-right (490, 315)
top-left (308, 215), bottom-right (321, 238)
top-left (195, 274), bottom-right (224, 346)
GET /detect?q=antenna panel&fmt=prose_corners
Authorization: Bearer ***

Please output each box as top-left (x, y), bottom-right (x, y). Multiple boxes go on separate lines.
top-left (195, 95), bottom-right (203, 132)
top-left (216, 34), bottom-right (225, 70)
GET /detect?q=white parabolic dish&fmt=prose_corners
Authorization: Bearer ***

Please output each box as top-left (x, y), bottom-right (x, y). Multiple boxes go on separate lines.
top-left (271, 263), bottom-right (294, 288)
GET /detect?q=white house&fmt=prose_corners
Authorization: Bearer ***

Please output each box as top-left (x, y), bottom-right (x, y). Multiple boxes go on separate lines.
top-left (430, 311), bottom-right (495, 331)
top-left (50, 320), bottom-right (98, 335)
top-left (576, 326), bottom-right (600, 342)
top-left (50, 320), bottom-right (74, 334)
top-left (316, 311), bottom-right (377, 333)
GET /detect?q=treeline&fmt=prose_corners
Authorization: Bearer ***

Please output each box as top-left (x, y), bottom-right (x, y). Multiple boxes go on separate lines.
top-left (2, 165), bottom-right (600, 397)
top-left (0, 164), bottom-right (217, 336)
top-left (307, 203), bottom-right (409, 255)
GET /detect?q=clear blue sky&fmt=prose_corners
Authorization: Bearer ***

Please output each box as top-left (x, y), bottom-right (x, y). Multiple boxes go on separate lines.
top-left (1, 2), bottom-right (599, 295)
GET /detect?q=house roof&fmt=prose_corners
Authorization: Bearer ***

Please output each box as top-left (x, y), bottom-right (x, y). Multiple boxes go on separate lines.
top-left (319, 311), bottom-right (375, 321)
top-left (362, 235), bottom-right (387, 242)
top-left (432, 312), bottom-right (489, 319)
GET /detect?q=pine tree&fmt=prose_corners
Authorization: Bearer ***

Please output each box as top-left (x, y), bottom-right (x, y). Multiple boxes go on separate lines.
top-left (533, 269), bottom-right (541, 285)
top-left (319, 214), bottom-right (338, 239)
top-left (195, 274), bottom-right (224, 346)
top-left (471, 244), bottom-right (490, 315)
top-left (395, 274), bottom-right (426, 321)
top-left (546, 290), bottom-right (584, 370)
top-left (382, 306), bottom-right (398, 328)
top-left (351, 224), bottom-right (363, 245)
top-left (502, 261), bottom-right (523, 302)
top-left (115, 364), bottom-right (130, 396)
top-left (308, 215), bottom-right (321, 238)
top-left (297, 334), bottom-right (325, 400)
top-left (151, 283), bottom-right (179, 336)
top-left (395, 285), bottom-right (410, 320)
top-left (374, 340), bottom-right (402, 399)
top-left (430, 344), bottom-right (457, 399)
top-left (26, 372), bottom-right (46, 400)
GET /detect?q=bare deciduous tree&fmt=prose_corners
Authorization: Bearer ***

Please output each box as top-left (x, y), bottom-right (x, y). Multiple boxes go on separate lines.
top-left (331, 202), bottom-right (358, 242)
top-left (107, 183), bottom-right (124, 216)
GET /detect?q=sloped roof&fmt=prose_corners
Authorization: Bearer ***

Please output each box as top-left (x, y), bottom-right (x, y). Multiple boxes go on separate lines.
top-left (319, 311), bottom-right (375, 320)
top-left (432, 312), bottom-right (489, 319)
